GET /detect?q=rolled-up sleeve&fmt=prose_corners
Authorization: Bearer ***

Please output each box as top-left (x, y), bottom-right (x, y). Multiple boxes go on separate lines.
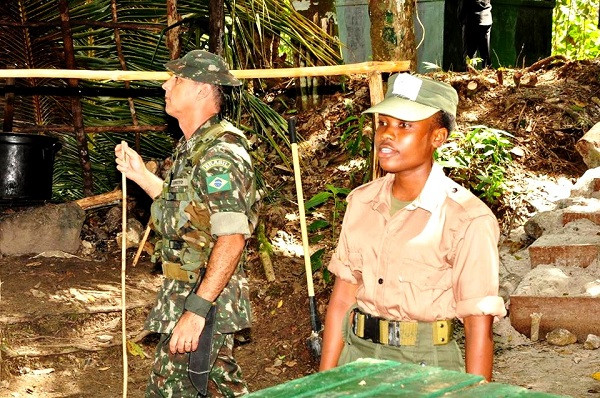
top-left (193, 140), bottom-right (256, 239)
top-left (328, 198), bottom-right (360, 285)
top-left (452, 215), bottom-right (507, 320)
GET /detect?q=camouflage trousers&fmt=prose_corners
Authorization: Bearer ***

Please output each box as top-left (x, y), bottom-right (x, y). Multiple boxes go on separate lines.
top-left (146, 332), bottom-right (248, 397)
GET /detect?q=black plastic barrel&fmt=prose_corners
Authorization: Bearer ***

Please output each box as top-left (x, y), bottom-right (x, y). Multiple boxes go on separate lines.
top-left (0, 133), bottom-right (62, 203)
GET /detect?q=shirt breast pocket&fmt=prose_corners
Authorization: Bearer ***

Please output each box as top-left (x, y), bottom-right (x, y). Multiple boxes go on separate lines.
top-left (397, 258), bottom-right (452, 292)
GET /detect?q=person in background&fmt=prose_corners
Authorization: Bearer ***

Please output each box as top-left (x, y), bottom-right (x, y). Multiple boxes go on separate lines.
top-left (458, 0), bottom-right (493, 68)
top-left (115, 50), bottom-right (258, 397)
top-left (319, 72), bottom-right (506, 381)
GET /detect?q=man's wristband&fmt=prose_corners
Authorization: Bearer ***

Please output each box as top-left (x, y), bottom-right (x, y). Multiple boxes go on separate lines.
top-left (184, 294), bottom-right (214, 318)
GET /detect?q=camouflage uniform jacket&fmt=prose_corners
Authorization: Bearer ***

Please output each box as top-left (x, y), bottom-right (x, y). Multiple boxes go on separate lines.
top-left (144, 116), bottom-right (257, 335)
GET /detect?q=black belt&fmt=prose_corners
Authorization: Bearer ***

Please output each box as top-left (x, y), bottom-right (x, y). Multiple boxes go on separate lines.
top-left (352, 309), bottom-right (453, 346)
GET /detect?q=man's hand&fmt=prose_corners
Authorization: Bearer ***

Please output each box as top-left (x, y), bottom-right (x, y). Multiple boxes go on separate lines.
top-left (169, 311), bottom-right (206, 354)
top-left (114, 143), bottom-right (163, 198)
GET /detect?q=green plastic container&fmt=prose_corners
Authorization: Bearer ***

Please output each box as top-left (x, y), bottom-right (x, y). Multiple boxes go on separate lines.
top-left (415, 0), bottom-right (446, 73)
top-left (247, 358), bottom-right (567, 397)
top-left (490, 0), bottom-right (556, 68)
top-left (443, 0), bottom-right (556, 70)
top-left (335, 0), bottom-right (372, 64)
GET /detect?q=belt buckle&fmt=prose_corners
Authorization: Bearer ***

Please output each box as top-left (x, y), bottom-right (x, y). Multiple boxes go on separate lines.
top-left (388, 320), bottom-right (401, 346)
top-left (353, 311), bottom-right (366, 338)
top-left (432, 320), bottom-right (452, 345)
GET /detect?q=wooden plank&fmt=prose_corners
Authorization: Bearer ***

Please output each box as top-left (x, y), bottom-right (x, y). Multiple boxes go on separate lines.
top-left (509, 295), bottom-right (600, 342)
top-left (74, 189), bottom-right (122, 210)
top-left (0, 61), bottom-right (410, 81)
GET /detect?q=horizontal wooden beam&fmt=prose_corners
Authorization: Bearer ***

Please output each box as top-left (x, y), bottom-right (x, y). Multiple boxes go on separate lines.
top-left (13, 124), bottom-right (167, 134)
top-left (0, 19), bottom-right (165, 31)
top-left (0, 61), bottom-right (410, 81)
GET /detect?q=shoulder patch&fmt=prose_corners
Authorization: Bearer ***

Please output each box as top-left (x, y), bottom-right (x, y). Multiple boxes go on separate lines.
top-left (206, 173), bottom-right (232, 193)
top-left (201, 158), bottom-right (232, 172)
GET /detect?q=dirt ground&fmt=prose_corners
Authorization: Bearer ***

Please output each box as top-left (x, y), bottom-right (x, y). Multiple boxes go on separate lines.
top-left (2, 58), bottom-right (600, 397)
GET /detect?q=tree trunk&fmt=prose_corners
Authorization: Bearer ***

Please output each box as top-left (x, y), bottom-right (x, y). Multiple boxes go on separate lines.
top-left (369, 0), bottom-right (417, 70)
top-left (166, 0), bottom-right (181, 60)
top-left (208, 0), bottom-right (225, 56)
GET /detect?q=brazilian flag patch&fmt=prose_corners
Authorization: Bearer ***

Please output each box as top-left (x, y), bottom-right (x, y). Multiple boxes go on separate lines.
top-left (206, 173), bottom-right (232, 193)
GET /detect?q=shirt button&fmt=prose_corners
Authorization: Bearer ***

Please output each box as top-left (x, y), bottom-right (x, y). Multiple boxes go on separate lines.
top-left (378, 278), bottom-right (384, 284)
top-left (452, 187), bottom-right (458, 193)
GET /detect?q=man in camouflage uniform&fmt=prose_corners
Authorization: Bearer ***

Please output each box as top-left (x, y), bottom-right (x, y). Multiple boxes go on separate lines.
top-left (115, 50), bottom-right (257, 397)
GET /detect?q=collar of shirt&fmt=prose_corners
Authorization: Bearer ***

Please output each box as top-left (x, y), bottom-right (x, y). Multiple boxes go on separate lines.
top-left (364, 163), bottom-right (449, 215)
top-left (174, 115), bottom-right (221, 155)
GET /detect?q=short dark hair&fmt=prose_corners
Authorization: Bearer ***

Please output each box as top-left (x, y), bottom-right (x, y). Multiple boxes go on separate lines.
top-left (433, 110), bottom-right (456, 132)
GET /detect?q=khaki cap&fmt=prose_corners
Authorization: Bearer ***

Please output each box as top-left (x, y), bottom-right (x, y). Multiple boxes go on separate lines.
top-left (364, 73), bottom-right (458, 121)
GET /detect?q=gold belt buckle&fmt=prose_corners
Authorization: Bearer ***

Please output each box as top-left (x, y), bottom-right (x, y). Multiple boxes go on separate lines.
top-left (399, 322), bottom-right (418, 346)
top-left (432, 320), bottom-right (452, 345)
top-left (379, 319), bottom-right (389, 345)
top-left (354, 312), bottom-right (366, 338)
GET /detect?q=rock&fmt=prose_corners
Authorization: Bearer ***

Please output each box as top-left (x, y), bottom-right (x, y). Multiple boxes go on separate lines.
top-left (523, 210), bottom-right (564, 239)
top-left (104, 206), bottom-right (122, 234)
top-left (584, 334), bottom-right (600, 350)
top-left (512, 266), bottom-right (570, 296)
top-left (0, 203), bottom-right (85, 255)
top-left (96, 334), bottom-right (114, 343)
top-left (575, 122), bottom-right (600, 168)
top-left (546, 328), bottom-right (577, 346)
top-left (570, 167), bottom-right (600, 198)
top-left (493, 317), bottom-right (530, 348)
top-left (116, 217), bottom-right (144, 249)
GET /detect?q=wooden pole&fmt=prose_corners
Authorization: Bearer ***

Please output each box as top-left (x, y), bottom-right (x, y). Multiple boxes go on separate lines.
top-left (132, 226), bottom-right (152, 267)
top-left (367, 71), bottom-right (385, 180)
top-left (208, 0), bottom-right (225, 56)
top-left (2, 73), bottom-right (14, 132)
top-left (111, 0), bottom-right (141, 152)
top-left (58, 0), bottom-right (94, 197)
top-left (13, 124), bottom-right (167, 134)
top-left (0, 61), bottom-right (410, 81)
top-left (166, 0), bottom-right (181, 60)
top-left (120, 141), bottom-right (128, 398)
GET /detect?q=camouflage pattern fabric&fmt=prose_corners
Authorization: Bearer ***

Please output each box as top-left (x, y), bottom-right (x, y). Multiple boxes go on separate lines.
top-left (147, 333), bottom-right (248, 398)
top-left (145, 115), bottom-right (257, 335)
top-left (144, 116), bottom-right (257, 396)
top-left (165, 50), bottom-right (241, 86)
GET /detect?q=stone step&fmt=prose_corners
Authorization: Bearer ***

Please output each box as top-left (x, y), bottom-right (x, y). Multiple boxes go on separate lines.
top-left (509, 295), bottom-right (600, 342)
top-left (528, 233), bottom-right (600, 268)
top-left (562, 209), bottom-right (600, 225)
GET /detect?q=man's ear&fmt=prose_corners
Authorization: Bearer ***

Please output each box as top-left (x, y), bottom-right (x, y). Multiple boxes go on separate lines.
top-left (432, 126), bottom-right (448, 149)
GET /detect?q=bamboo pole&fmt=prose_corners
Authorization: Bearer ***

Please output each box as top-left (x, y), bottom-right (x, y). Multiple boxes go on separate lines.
top-left (368, 71), bottom-right (386, 180)
top-left (0, 61), bottom-right (410, 81)
top-left (120, 141), bottom-right (129, 398)
top-left (132, 225), bottom-right (152, 267)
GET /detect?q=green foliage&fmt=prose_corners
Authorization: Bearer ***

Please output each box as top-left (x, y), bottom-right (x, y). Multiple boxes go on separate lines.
top-left (0, 0), bottom-right (341, 201)
top-left (337, 114), bottom-right (371, 158)
top-left (310, 248), bottom-right (331, 284)
top-left (435, 125), bottom-right (514, 205)
top-left (552, 0), bottom-right (600, 59)
top-left (303, 184), bottom-right (350, 283)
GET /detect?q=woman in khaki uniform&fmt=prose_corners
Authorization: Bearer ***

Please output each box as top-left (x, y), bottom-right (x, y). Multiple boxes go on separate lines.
top-left (319, 73), bottom-right (506, 381)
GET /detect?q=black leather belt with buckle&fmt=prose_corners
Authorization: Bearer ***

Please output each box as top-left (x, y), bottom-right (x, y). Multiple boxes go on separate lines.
top-left (352, 309), bottom-right (453, 346)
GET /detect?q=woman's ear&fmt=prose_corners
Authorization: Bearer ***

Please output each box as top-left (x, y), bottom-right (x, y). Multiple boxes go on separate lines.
top-left (432, 126), bottom-right (448, 149)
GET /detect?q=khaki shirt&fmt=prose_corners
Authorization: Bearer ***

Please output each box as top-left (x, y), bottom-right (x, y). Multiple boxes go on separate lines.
top-left (328, 164), bottom-right (506, 322)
